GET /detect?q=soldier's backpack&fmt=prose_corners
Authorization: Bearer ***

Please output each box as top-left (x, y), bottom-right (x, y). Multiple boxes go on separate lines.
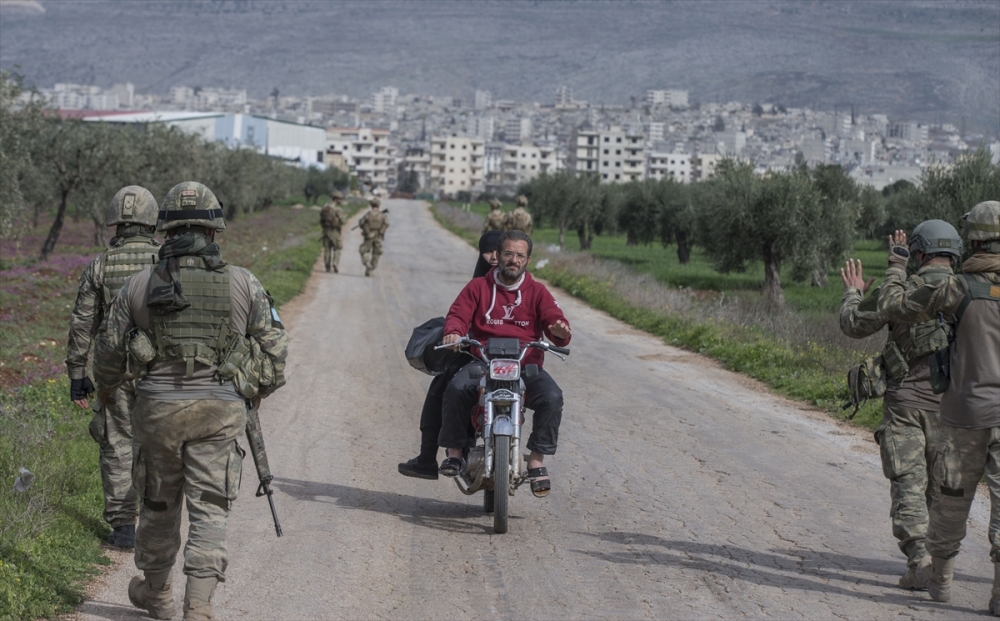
top-left (512, 209), bottom-right (531, 231)
top-left (320, 205), bottom-right (343, 228)
top-left (842, 354), bottom-right (887, 418)
top-left (929, 273), bottom-right (1000, 394)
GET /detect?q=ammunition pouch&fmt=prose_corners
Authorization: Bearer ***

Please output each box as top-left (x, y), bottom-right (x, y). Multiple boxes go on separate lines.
top-left (882, 341), bottom-right (909, 382)
top-left (929, 345), bottom-right (951, 394)
top-left (216, 333), bottom-right (261, 400)
top-left (123, 328), bottom-right (156, 381)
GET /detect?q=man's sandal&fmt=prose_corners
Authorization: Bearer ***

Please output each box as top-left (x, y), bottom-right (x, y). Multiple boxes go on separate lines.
top-left (527, 467), bottom-right (551, 498)
top-left (439, 457), bottom-right (465, 478)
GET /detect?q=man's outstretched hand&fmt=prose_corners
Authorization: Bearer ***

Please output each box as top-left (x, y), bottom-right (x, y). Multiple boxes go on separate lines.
top-left (548, 320), bottom-right (571, 341)
top-left (840, 259), bottom-right (875, 293)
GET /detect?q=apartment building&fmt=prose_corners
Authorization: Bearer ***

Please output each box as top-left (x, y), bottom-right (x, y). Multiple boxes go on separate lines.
top-left (572, 126), bottom-right (645, 183)
top-left (372, 87), bottom-right (398, 114)
top-left (646, 89), bottom-right (689, 109)
top-left (647, 151), bottom-right (691, 183)
top-left (474, 89), bottom-right (492, 110)
top-left (467, 116), bottom-right (496, 141)
top-left (326, 127), bottom-right (394, 190)
top-left (499, 144), bottom-right (559, 187)
top-left (692, 153), bottom-right (721, 181)
top-left (503, 116), bottom-right (532, 143)
top-left (429, 135), bottom-right (485, 196)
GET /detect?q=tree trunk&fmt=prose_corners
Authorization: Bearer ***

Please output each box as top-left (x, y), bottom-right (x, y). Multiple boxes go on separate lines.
top-left (762, 245), bottom-right (784, 309)
top-left (92, 217), bottom-right (106, 247)
top-left (577, 225), bottom-right (592, 250)
top-left (810, 267), bottom-right (827, 288)
top-left (40, 191), bottom-right (71, 260)
top-left (557, 219), bottom-right (566, 250)
top-left (676, 231), bottom-right (691, 264)
top-left (626, 229), bottom-right (638, 246)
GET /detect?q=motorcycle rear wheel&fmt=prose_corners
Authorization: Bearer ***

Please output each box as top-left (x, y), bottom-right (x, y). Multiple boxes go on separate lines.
top-left (493, 434), bottom-right (510, 533)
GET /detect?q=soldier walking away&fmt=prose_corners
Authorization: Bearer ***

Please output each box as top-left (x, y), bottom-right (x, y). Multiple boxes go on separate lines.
top-left (359, 196), bottom-right (389, 277)
top-left (839, 219), bottom-right (962, 589)
top-left (877, 201), bottom-right (1000, 614)
top-left (320, 190), bottom-right (346, 273)
top-left (503, 194), bottom-right (533, 234)
top-left (94, 182), bottom-right (288, 621)
top-left (66, 186), bottom-right (161, 549)
top-left (483, 198), bottom-right (505, 233)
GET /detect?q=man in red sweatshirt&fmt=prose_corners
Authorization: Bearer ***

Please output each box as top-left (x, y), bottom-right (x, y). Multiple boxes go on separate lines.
top-left (439, 230), bottom-right (572, 496)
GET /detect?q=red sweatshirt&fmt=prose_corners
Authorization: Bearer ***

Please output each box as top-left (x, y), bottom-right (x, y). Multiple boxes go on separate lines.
top-left (443, 268), bottom-right (571, 368)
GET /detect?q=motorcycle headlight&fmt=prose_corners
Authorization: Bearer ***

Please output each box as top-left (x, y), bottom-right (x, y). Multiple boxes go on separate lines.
top-left (489, 359), bottom-right (520, 381)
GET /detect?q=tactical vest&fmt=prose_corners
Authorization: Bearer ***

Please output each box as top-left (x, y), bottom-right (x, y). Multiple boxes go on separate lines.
top-left (149, 258), bottom-right (233, 377)
top-left (882, 274), bottom-right (955, 381)
top-left (511, 209), bottom-right (531, 230)
top-left (362, 211), bottom-right (387, 238)
top-left (102, 236), bottom-right (159, 305)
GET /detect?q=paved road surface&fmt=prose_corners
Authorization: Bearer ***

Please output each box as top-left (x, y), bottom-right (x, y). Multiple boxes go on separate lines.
top-left (81, 200), bottom-right (994, 620)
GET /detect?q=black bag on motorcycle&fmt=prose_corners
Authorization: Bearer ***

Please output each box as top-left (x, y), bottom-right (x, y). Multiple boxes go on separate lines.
top-left (405, 316), bottom-right (461, 376)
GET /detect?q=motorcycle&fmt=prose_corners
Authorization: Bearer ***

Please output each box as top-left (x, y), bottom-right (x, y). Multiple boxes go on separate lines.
top-left (434, 336), bottom-right (569, 533)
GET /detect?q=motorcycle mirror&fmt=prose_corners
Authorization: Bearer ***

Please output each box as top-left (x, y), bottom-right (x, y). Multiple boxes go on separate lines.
top-left (469, 364), bottom-right (486, 379)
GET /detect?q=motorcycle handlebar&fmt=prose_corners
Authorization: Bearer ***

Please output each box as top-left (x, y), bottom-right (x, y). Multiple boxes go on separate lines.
top-left (434, 337), bottom-right (570, 359)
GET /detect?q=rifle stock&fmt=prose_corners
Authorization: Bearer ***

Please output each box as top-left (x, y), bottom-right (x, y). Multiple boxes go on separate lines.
top-left (245, 400), bottom-right (283, 537)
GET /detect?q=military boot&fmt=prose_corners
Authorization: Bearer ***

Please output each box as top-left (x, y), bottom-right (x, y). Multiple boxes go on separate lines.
top-left (128, 570), bottom-right (175, 619)
top-left (108, 523), bottom-right (136, 548)
top-left (989, 562), bottom-right (1000, 616)
top-left (899, 555), bottom-right (931, 590)
top-left (927, 556), bottom-right (956, 602)
top-left (183, 576), bottom-right (219, 621)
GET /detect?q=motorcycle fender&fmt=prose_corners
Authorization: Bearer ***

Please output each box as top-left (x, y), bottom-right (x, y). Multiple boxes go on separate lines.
top-left (493, 415), bottom-right (514, 436)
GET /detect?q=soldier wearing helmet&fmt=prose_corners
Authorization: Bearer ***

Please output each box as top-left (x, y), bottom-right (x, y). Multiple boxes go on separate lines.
top-left (66, 186), bottom-right (161, 550)
top-left (358, 196), bottom-right (389, 277)
top-left (93, 182), bottom-right (288, 620)
top-left (878, 201), bottom-right (1000, 612)
top-left (483, 198), bottom-right (505, 233)
top-left (503, 194), bottom-right (533, 234)
top-left (320, 190), bottom-right (346, 273)
top-left (839, 218), bottom-right (962, 589)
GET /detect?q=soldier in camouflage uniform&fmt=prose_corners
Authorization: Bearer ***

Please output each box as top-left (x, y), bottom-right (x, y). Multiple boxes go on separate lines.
top-left (877, 201), bottom-right (1000, 613)
top-left (66, 186), bottom-right (161, 549)
top-left (503, 194), bottom-right (533, 234)
top-left (94, 182), bottom-right (288, 621)
top-left (483, 198), bottom-right (505, 233)
top-left (358, 196), bottom-right (389, 277)
top-left (838, 219), bottom-right (962, 589)
top-left (320, 190), bottom-right (346, 273)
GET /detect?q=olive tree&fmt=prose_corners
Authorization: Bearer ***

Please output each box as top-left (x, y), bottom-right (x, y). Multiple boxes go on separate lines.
top-left (654, 177), bottom-right (697, 264)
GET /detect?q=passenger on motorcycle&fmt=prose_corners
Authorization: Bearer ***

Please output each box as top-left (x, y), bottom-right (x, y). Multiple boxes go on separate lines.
top-left (438, 230), bottom-right (571, 497)
top-left (397, 230), bottom-right (503, 480)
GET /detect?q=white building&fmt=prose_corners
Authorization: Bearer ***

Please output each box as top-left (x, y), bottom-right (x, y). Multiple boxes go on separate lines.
top-left (717, 130), bottom-right (747, 156)
top-left (499, 143), bottom-right (559, 187)
top-left (467, 116), bottom-right (496, 141)
top-left (430, 135), bottom-right (485, 196)
top-left (327, 127), bottom-right (394, 190)
top-left (372, 86), bottom-right (399, 114)
top-left (503, 117), bottom-right (532, 143)
top-left (647, 152), bottom-right (691, 183)
top-left (692, 153), bottom-right (721, 181)
top-left (474, 89), bottom-right (492, 110)
top-left (572, 126), bottom-right (645, 183)
top-left (555, 86), bottom-right (573, 107)
top-left (647, 122), bottom-right (665, 144)
top-left (646, 89), bottom-right (689, 109)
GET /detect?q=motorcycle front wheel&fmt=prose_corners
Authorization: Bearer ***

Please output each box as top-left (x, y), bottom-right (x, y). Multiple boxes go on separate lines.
top-left (493, 434), bottom-right (510, 533)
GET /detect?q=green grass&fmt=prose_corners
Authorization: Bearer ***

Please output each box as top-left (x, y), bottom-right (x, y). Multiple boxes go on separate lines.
top-left (0, 204), bottom-right (340, 620)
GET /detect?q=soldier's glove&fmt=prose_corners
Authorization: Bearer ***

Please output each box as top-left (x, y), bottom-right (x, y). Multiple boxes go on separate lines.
top-left (70, 377), bottom-right (95, 401)
top-left (888, 240), bottom-right (910, 268)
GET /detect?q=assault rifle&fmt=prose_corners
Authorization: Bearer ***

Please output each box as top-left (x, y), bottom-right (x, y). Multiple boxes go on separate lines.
top-left (245, 398), bottom-right (283, 537)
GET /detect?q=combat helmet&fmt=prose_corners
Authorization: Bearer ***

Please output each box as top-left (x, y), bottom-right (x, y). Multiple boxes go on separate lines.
top-left (370, 197), bottom-right (381, 208)
top-left (158, 182), bottom-right (226, 232)
top-left (516, 194), bottom-right (528, 207)
top-left (909, 219), bottom-right (962, 257)
top-left (961, 201), bottom-right (1000, 245)
top-left (331, 190), bottom-right (344, 201)
top-left (106, 186), bottom-right (159, 227)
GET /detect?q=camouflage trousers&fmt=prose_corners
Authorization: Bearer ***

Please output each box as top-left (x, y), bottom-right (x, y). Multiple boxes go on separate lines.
top-left (132, 397), bottom-right (246, 581)
top-left (926, 425), bottom-right (1000, 562)
top-left (876, 402), bottom-right (940, 566)
top-left (359, 237), bottom-right (384, 271)
top-left (89, 384), bottom-right (139, 527)
top-left (322, 230), bottom-right (342, 270)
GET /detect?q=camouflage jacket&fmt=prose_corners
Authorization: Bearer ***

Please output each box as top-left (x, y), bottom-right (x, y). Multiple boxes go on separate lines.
top-left (878, 261), bottom-right (966, 323)
top-left (320, 203), bottom-right (346, 230)
top-left (483, 209), bottom-right (505, 232)
top-left (839, 286), bottom-right (887, 339)
top-left (94, 263), bottom-right (288, 399)
top-left (65, 235), bottom-right (160, 381)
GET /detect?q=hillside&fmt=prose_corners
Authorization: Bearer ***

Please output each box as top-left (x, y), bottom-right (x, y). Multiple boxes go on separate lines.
top-left (1, 0), bottom-right (998, 130)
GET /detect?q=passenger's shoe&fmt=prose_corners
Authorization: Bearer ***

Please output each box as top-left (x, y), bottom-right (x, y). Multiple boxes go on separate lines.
top-left (333, 264), bottom-right (339, 273)
top-left (108, 524), bottom-right (136, 548)
top-left (184, 576), bottom-right (218, 621)
top-left (439, 457), bottom-right (465, 478)
top-left (128, 572), bottom-right (175, 620)
top-left (899, 556), bottom-right (931, 590)
top-left (398, 457), bottom-right (439, 480)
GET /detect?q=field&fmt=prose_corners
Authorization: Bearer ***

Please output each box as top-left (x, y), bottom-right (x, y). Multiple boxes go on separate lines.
top-left (434, 201), bottom-right (887, 430)
top-left (0, 198), bottom-right (355, 620)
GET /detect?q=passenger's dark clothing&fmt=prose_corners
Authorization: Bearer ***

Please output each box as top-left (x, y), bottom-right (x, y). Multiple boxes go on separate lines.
top-left (438, 361), bottom-right (563, 455)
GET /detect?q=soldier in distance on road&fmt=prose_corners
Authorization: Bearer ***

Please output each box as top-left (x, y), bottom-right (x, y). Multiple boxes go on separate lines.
top-left (358, 196), bottom-right (389, 277)
top-left (877, 201), bottom-right (1000, 614)
top-left (66, 186), bottom-right (162, 550)
top-left (483, 198), bottom-right (505, 233)
top-left (94, 181), bottom-right (288, 621)
top-left (503, 194), bottom-right (533, 234)
top-left (839, 219), bottom-right (962, 589)
top-left (320, 190), bottom-right (346, 273)
top-left (398, 229), bottom-right (503, 479)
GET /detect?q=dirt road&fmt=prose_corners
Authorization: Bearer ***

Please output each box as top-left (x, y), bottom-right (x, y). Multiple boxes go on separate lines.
top-left (81, 200), bottom-right (993, 620)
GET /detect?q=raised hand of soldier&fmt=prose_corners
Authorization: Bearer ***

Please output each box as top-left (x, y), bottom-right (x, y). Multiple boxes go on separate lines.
top-left (840, 259), bottom-right (875, 293)
top-left (888, 230), bottom-right (909, 266)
